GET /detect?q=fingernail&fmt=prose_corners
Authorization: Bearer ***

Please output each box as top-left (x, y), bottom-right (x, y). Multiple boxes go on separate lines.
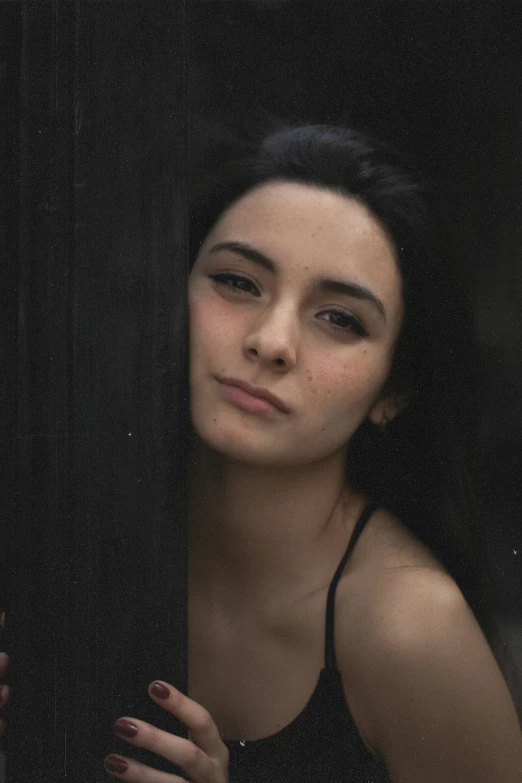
top-left (0, 685), bottom-right (7, 701)
top-left (104, 755), bottom-right (128, 774)
top-left (114, 719), bottom-right (138, 738)
top-left (151, 681), bottom-right (170, 700)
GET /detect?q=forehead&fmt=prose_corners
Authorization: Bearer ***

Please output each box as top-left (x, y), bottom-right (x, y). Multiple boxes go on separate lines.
top-left (199, 182), bottom-right (401, 295)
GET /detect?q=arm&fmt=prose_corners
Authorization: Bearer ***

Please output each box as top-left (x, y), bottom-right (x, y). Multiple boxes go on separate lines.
top-left (339, 570), bottom-right (522, 782)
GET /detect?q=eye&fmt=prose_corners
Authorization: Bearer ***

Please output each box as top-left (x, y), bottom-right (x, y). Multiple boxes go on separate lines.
top-left (209, 272), bottom-right (261, 297)
top-left (317, 309), bottom-right (368, 338)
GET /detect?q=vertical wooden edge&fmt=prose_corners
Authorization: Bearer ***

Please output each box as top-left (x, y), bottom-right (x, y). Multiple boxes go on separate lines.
top-left (12, 1), bottom-right (191, 777)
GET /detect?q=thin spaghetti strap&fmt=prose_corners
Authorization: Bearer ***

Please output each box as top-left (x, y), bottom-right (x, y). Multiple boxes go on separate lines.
top-left (324, 501), bottom-right (378, 669)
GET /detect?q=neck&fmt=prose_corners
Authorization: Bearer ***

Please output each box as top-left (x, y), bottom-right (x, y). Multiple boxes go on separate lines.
top-left (189, 434), bottom-right (359, 601)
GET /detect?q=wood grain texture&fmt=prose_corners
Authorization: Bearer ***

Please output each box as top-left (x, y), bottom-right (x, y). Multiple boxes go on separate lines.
top-left (7, 2), bottom-right (188, 779)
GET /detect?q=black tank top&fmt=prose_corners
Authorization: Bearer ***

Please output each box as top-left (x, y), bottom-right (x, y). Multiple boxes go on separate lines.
top-left (225, 501), bottom-right (391, 782)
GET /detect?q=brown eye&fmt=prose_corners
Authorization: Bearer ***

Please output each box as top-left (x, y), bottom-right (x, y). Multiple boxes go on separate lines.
top-left (209, 273), bottom-right (261, 297)
top-left (318, 310), bottom-right (368, 338)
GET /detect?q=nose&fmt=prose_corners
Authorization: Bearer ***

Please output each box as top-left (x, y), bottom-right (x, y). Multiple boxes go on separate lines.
top-left (243, 304), bottom-right (298, 371)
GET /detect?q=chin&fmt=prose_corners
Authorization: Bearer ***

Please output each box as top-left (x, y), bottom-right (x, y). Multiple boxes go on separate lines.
top-left (190, 415), bottom-right (335, 469)
top-left (191, 416), bottom-right (282, 466)
top-left (190, 387), bottom-right (352, 468)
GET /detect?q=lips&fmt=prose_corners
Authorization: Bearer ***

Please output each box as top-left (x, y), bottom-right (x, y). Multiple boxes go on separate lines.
top-left (215, 376), bottom-right (290, 414)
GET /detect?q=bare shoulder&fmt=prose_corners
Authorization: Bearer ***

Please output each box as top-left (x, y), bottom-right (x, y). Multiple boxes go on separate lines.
top-left (346, 503), bottom-right (445, 573)
top-left (335, 506), bottom-right (522, 781)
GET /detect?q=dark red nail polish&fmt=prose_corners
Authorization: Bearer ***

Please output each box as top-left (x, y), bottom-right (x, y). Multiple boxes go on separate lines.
top-left (104, 755), bottom-right (128, 774)
top-left (114, 719), bottom-right (138, 738)
top-left (151, 681), bottom-right (170, 700)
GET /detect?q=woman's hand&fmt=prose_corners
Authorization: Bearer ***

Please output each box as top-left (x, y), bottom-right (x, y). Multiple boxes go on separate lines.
top-left (104, 680), bottom-right (229, 782)
top-left (0, 611), bottom-right (9, 737)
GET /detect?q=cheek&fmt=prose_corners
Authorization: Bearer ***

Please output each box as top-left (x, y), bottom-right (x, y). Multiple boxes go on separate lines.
top-left (189, 294), bottom-right (246, 370)
top-left (190, 293), bottom-right (223, 336)
top-left (309, 349), bottom-right (389, 411)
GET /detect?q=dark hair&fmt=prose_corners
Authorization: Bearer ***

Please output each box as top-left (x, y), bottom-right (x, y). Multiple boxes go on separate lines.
top-left (189, 123), bottom-right (511, 683)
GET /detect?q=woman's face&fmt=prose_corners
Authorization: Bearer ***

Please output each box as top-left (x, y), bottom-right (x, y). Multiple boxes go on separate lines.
top-left (188, 181), bottom-right (404, 467)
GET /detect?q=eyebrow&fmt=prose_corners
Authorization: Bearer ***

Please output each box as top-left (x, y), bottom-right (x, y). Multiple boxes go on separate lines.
top-left (208, 240), bottom-right (387, 321)
top-left (210, 241), bottom-right (276, 273)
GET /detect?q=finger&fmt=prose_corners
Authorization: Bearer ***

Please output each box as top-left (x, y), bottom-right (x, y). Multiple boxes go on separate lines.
top-left (0, 718), bottom-right (5, 737)
top-left (104, 754), bottom-right (186, 782)
top-left (148, 681), bottom-right (226, 760)
top-left (114, 717), bottom-right (217, 782)
top-left (0, 685), bottom-right (8, 708)
top-left (0, 612), bottom-right (5, 629)
top-left (0, 653), bottom-right (8, 678)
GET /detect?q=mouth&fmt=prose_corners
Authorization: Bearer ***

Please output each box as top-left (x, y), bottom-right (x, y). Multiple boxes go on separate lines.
top-left (214, 376), bottom-right (290, 414)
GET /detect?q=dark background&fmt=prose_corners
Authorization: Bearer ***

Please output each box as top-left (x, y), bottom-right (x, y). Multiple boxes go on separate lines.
top-left (1, 1), bottom-right (522, 780)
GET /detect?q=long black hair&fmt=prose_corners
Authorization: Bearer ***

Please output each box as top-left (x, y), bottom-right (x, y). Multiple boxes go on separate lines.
top-left (189, 122), bottom-right (512, 686)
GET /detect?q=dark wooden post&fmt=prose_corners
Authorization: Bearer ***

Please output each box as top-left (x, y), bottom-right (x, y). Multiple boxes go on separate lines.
top-left (5, 2), bottom-right (188, 779)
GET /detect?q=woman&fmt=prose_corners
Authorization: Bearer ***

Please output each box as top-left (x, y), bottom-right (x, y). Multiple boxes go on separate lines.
top-left (4, 125), bottom-right (522, 781)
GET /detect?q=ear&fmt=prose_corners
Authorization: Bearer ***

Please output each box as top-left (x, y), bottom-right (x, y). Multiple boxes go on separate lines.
top-left (368, 393), bottom-right (408, 427)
